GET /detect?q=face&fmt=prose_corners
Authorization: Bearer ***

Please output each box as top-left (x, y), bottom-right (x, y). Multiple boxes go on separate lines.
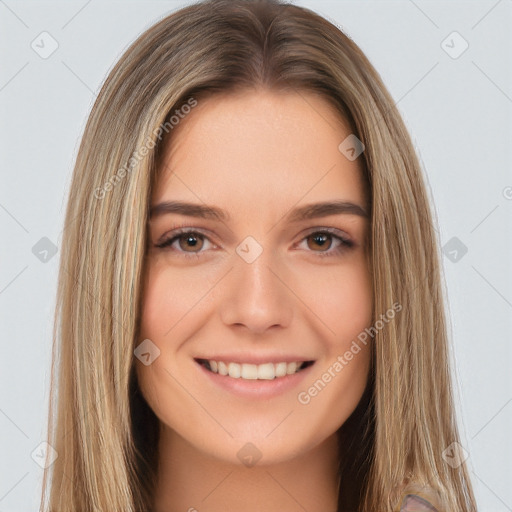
top-left (136, 88), bottom-right (373, 466)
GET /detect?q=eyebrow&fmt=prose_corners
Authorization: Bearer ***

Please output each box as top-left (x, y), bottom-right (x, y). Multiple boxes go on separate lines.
top-left (149, 200), bottom-right (369, 222)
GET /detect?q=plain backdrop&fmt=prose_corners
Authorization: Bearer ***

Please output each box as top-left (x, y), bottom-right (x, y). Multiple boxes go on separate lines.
top-left (1, 1), bottom-right (511, 510)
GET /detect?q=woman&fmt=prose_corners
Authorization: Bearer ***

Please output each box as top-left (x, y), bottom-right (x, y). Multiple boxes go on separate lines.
top-left (40, 0), bottom-right (477, 511)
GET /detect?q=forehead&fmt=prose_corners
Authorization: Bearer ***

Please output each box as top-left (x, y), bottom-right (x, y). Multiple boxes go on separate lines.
top-left (153, 89), bottom-right (367, 213)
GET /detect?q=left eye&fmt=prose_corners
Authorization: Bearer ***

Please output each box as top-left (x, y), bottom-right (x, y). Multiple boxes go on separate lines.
top-left (155, 228), bottom-right (353, 258)
top-left (296, 229), bottom-right (354, 257)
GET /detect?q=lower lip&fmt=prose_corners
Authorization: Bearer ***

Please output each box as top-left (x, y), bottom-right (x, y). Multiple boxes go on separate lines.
top-left (195, 360), bottom-right (315, 399)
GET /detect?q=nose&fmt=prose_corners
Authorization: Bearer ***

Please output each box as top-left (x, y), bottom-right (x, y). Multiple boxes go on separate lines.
top-left (218, 245), bottom-right (294, 335)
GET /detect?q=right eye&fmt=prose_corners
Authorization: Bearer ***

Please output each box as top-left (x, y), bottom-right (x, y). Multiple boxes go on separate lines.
top-left (155, 229), bottom-right (217, 259)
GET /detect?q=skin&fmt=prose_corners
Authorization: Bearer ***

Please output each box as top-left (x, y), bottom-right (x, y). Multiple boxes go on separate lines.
top-left (136, 88), bottom-right (373, 512)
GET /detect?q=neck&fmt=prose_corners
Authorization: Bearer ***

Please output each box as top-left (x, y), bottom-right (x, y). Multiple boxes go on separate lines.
top-left (153, 425), bottom-right (340, 512)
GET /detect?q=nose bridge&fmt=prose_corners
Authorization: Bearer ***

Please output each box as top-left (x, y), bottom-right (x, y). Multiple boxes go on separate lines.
top-left (219, 236), bottom-right (293, 332)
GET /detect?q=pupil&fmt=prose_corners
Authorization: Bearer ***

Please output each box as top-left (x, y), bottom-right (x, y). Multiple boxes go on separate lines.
top-left (181, 234), bottom-right (201, 250)
top-left (313, 233), bottom-right (329, 248)
top-left (186, 235), bottom-right (197, 246)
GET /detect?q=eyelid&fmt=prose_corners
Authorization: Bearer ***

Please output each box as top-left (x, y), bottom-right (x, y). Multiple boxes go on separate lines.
top-left (299, 226), bottom-right (352, 243)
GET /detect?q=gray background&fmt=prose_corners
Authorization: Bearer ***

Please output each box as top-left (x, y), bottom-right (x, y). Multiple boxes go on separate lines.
top-left (1, 1), bottom-right (511, 510)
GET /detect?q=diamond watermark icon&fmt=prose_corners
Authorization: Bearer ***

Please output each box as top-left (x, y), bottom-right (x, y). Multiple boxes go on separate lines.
top-left (31, 31), bottom-right (59, 59)
top-left (442, 441), bottom-right (469, 468)
top-left (31, 441), bottom-right (58, 469)
top-left (338, 134), bottom-right (365, 161)
top-left (237, 442), bottom-right (262, 468)
top-left (134, 338), bottom-right (161, 365)
top-left (441, 31), bottom-right (469, 60)
top-left (236, 236), bottom-right (263, 264)
top-left (32, 237), bottom-right (58, 263)
top-left (442, 236), bottom-right (468, 263)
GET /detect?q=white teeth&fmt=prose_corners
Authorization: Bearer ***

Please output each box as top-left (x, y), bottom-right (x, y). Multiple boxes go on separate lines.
top-left (275, 362), bottom-right (287, 378)
top-left (257, 363), bottom-right (275, 380)
top-left (287, 362), bottom-right (298, 374)
top-left (204, 359), bottom-right (307, 380)
top-left (218, 361), bottom-right (228, 376)
top-left (241, 364), bottom-right (258, 380)
top-left (228, 362), bottom-right (241, 378)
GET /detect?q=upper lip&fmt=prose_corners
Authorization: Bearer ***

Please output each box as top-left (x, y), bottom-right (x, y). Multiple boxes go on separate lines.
top-left (194, 354), bottom-right (315, 365)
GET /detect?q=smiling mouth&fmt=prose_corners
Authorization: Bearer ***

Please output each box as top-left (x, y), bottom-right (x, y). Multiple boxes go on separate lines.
top-left (195, 358), bottom-right (315, 380)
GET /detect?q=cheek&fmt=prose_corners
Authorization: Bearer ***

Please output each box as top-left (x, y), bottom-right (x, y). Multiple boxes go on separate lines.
top-left (293, 262), bottom-right (373, 436)
top-left (335, 265), bottom-right (373, 337)
top-left (298, 257), bottom-right (373, 344)
top-left (139, 263), bottom-right (211, 341)
top-left (136, 263), bottom-right (219, 408)
top-left (136, 265), bottom-right (207, 424)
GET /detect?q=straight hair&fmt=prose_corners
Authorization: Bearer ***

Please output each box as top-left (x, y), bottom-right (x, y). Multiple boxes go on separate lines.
top-left (41, 1), bottom-right (478, 510)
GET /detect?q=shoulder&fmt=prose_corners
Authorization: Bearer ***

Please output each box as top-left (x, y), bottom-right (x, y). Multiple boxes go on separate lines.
top-left (401, 493), bottom-right (439, 511)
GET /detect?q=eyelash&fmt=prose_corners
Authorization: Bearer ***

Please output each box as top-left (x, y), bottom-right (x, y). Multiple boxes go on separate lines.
top-left (154, 225), bottom-right (354, 259)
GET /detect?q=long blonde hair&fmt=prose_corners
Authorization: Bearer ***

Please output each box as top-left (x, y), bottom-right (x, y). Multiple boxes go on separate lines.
top-left (41, 1), bottom-right (478, 510)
